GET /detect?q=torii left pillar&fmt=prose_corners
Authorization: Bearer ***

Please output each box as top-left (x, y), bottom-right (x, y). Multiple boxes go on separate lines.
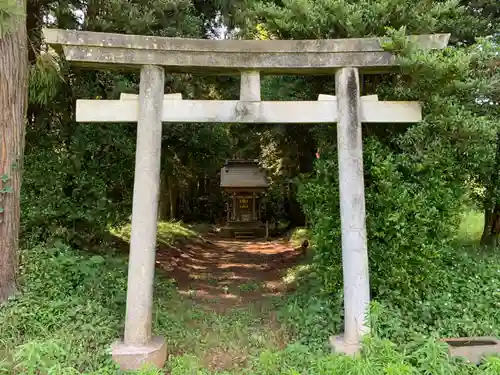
top-left (111, 65), bottom-right (167, 370)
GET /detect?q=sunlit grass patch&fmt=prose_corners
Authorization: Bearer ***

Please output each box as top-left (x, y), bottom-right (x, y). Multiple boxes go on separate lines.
top-left (456, 209), bottom-right (484, 246)
top-left (109, 220), bottom-right (198, 246)
top-left (289, 227), bottom-right (310, 248)
top-left (283, 264), bottom-right (312, 286)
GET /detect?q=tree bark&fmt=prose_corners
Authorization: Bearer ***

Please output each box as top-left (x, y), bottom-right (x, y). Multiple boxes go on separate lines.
top-left (481, 130), bottom-right (500, 247)
top-left (481, 204), bottom-right (500, 247)
top-left (0, 0), bottom-right (29, 301)
top-left (168, 179), bottom-right (177, 220)
top-left (158, 171), bottom-right (169, 220)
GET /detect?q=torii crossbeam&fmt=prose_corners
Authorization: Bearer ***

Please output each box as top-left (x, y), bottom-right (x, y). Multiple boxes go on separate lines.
top-left (43, 28), bottom-right (450, 370)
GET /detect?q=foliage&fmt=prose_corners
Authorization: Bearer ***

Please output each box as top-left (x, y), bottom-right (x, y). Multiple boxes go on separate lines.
top-left (297, 137), bottom-right (462, 298)
top-left (246, 339), bottom-right (500, 375)
top-left (0, 0), bottom-right (22, 37)
top-left (21, 0), bottom-right (236, 246)
top-left (290, 29), bottom-right (499, 339)
top-left (84, 0), bottom-right (203, 37)
top-left (369, 246), bottom-right (500, 343)
top-left (22, 122), bottom-right (137, 246)
top-left (11, 0), bottom-right (500, 374)
top-left (261, 19), bottom-right (500, 356)
top-left (110, 220), bottom-right (200, 247)
top-left (0, 241), bottom-right (127, 372)
top-left (242, 0), bottom-right (481, 42)
top-left (22, 0), bottom-right (497, 245)
top-left (2, 237), bottom-right (500, 374)
top-left (0, 239), bottom-right (288, 373)
top-left (28, 52), bottom-right (63, 106)
top-left (388, 35), bottom-right (500, 248)
top-left (279, 209), bottom-right (500, 350)
top-left (0, 239), bottom-right (171, 373)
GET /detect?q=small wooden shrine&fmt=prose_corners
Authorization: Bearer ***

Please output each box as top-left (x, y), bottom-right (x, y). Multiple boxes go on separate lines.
top-left (220, 159), bottom-right (269, 238)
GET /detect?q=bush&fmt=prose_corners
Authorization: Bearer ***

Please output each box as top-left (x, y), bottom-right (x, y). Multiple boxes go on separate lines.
top-left (0, 241), bottom-right (175, 374)
top-left (2, 239), bottom-right (499, 374)
top-left (297, 137), bottom-right (464, 300)
top-left (248, 338), bottom-right (500, 375)
top-left (0, 242), bottom-right (125, 372)
top-left (370, 247), bottom-right (500, 343)
top-left (22, 124), bottom-right (136, 247)
top-left (292, 138), bottom-right (499, 348)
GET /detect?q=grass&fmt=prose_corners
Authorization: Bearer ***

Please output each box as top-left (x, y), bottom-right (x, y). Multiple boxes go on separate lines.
top-left (110, 220), bottom-right (199, 247)
top-left (455, 209), bottom-right (485, 245)
top-left (2, 210), bottom-right (500, 374)
top-left (1, 219), bottom-right (291, 374)
top-left (0, 239), bottom-right (290, 374)
top-left (238, 281), bottom-right (264, 293)
top-left (289, 227), bottom-right (310, 248)
top-left (157, 300), bottom-right (289, 371)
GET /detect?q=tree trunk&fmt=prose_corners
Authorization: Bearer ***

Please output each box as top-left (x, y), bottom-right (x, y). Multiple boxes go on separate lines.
top-left (481, 130), bottom-right (500, 247)
top-left (168, 179), bottom-right (177, 220)
top-left (26, 0), bottom-right (42, 128)
top-left (481, 204), bottom-right (500, 247)
top-left (158, 171), bottom-right (169, 220)
top-left (0, 0), bottom-right (28, 302)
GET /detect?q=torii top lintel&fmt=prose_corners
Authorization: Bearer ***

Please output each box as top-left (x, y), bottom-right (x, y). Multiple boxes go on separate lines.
top-left (42, 28), bottom-right (450, 74)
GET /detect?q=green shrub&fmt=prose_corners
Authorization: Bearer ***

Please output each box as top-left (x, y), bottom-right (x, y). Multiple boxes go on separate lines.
top-left (2, 240), bottom-right (500, 374)
top-left (291, 39), bottom-right (499, 353)
top-left (22, 124), bottom-right (136, 246)
top-left (248, 338), bottom-right (500, 375)
top-left (297, 137), bottom-right (464, 300)
top-left (0, 241), bottom-right (176, 374)
top-left (292, 139), bottom-right (499, 348)
top-left (0, 242), bottom-right (125, 371)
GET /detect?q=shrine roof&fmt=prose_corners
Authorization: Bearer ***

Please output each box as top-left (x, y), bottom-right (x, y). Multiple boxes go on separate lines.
top-left (42, 28), bottom-right (450, 74)
top-left (221, 160), bottom-right (269, 189)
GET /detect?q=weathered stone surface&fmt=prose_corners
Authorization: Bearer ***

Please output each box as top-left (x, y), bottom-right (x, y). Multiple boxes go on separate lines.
top-left (330, 335), bottom-right (362, 356)
top-left (318, 94), bottom-right (378, 101)
top-left (111, 336), bottom-right (167, 371)
top-left (76, 99), bottom-right (421, 123)
top-left (442, 337), bottom-right (500, 364)
top-left (42, 28), bottom-right (450, 73)
top-left (124, 65), bottom-right (164, 346)
top-left (240, 71), bottom-right (261, 101)
top-left (336, 67), bottom-right (370, 348)
top-left (43, 29), bottom-right (450, 52)
top-left (120, 93), bottom-right (182, 100)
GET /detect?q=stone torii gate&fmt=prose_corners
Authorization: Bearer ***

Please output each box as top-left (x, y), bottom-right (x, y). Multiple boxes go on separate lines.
top-left (43, 28), bottom-right (449, 370)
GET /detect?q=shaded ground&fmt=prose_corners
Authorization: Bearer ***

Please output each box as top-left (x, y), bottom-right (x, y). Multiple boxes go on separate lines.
top-left (110, 223), bottom-right (306, 370)
top-left (155, 235), bottom-right (303, 309)
top-left (149, 234), bottom-right (305, 370)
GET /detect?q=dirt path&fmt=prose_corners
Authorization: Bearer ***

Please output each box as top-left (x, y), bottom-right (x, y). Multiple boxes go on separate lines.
top-left (150, 236), bottom-right (305, 370)
top-left (155, 236), bottom-right (303, 309)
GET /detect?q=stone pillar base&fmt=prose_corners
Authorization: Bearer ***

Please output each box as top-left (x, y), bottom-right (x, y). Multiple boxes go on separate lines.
top-left (329, 334), bottom-right (361, 356)
top-left (111, 336), bottom-right (167, 371)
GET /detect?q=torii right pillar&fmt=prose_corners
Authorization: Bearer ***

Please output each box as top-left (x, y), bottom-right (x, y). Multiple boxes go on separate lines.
top-left (331, 67), bottom-right (371, 355)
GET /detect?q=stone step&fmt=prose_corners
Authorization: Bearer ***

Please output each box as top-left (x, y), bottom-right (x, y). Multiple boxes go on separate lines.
top-left (234, 231), bottom-right (255, 239)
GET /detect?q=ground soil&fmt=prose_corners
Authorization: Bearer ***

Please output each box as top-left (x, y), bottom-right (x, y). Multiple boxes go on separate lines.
top-left (155, 235), bottom-right (304, 309)
top-left (109, 234), bottom-right (307, 370)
